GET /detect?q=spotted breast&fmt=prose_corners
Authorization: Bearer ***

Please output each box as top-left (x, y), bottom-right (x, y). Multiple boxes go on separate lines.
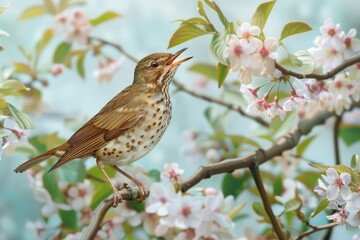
top-left (95, 91), bottom-right (171, 166)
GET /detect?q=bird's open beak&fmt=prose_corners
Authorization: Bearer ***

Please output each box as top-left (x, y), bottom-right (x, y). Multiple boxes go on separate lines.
top-left (166, 48), bottom-right (193, 66)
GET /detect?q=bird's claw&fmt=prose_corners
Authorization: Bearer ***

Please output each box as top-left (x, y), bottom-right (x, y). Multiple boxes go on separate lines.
top-left (137, 186), bottom-right (149, 202)
top-left (112, 190), bottom-right (123, 208)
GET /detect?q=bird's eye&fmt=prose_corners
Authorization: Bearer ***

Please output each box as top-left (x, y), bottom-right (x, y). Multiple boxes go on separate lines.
top-left (150, 61), bottom-right (159, 68)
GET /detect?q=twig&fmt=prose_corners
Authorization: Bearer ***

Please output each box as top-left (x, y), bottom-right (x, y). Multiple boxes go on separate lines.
top-left (275, 53), bottom-right (360, 80)
top-left (172, 80), bottom-right (269, 127)
top-left (250, 163), bottom-right (285, 240)
top-left (333, 115), bottom-right (342, 165)
top-left (179, 101), bottom-right (360, 192)
top-left (293, 222), bottom-right (338, 240)
top-left (81, 187), bottom-right (142, 240)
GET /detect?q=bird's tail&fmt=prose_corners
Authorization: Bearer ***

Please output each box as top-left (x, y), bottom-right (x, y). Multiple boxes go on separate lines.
top-left (14, 143), bottom-right (69, 173)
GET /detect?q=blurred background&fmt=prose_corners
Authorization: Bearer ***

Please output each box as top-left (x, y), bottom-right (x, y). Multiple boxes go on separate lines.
top-left (1, 0), bottom-right (360, 239)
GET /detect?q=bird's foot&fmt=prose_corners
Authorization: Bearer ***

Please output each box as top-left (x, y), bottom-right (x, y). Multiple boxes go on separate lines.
top-left (137, 186), bottom-right (149, 202)
top-left (112, 190), bottom-right (123, 208)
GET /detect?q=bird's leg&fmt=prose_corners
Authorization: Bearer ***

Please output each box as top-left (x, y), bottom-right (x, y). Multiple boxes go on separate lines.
top-left (111, 165), bottom-right (149, 201)
top-left (96, 159), bottom-right (122, 207)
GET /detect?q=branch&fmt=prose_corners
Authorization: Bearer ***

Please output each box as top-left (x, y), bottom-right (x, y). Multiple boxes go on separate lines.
top-left (172, 80), bottom-right (269, 127)
top-left (333, 115), bottom-right (342, 165)
top-left (81, 187), bottom-right (142, 240)
top-left (250, 163), bottom-right (285, 240)
top-left (294, 222), bottom-right (338, 240)
top-left (275, 53), bottom-right (360, 80)
top-left (179, 101), bottom-right (360, 192)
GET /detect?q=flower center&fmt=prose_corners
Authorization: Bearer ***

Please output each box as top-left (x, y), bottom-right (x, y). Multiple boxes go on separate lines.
top-left (233, 45), bottom-right (242, 56)
top-left (160, 196), bottom-right (167, 204)
top-left (243, 32), bottom-right (251, 40)
top-left (181, 205), bottom-right (192, 218)
top-left (344, 37), bottom-right (351, 47)
top-left (335, 178), bottom-right (344, 187)
top-left (259, 47), bottom-right (269, 57)
top-left (328, 28), bottom-right (336, 36)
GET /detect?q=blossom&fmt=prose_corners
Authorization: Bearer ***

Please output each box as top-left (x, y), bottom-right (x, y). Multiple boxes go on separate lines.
top-left (93, 58), bottom-right (124, 83)
top-left (51, 64), bottom-right (64, 76)
top-left (342, 28), bottom-right (360, 58)
top-left (323, 168), bottom-right (351, 201)
top-left (326, 207), bottom-right (348, 225)
top-left (26, 215), bottom-right (62, 240)
top-left (66, 180), bottom-right (94, 211)
top-left (253, 38), bottom-right (279, 77)
top-left (146, 182), bottom-right (179, 216)
top-left (236, 22), bottom-right (262, 47)
top-left (318, 18), bottom-right (343, 47)
top-left (205, 148), bottom-right (221, 163)
top-left (345, 192), bottom-right (360, 227)
top-left (161, 195), bottom-right (203, 229)
top-left (160, 162), bottom-right (184, 183)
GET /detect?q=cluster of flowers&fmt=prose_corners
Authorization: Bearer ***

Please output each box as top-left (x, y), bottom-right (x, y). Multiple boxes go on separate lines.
top-left (26, 163), bottom-right (237, 240)
top-left (0, 124), bottom-right (28, 160)
top-left (314, 168), bottom-right (360, 228)
top-left (225, 19), bottom-right (360, 120)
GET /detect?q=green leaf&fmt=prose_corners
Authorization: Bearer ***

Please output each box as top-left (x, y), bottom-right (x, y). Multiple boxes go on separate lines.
top-left (209, 32), bottom-right (229, 65)
top-left (295, 171), bottom-right (321, 191)
top-left (43, 0), bottom-right (58, 14)
top-left (43, 172), bottom-right (67, 203)
top-left (13, 62), bottom-right (33, 76)
top-left (351, 154), bottom-right (359, 170)
top-left (280, 21), bottom-right (312, 40)
top-left (0, 3), bottom-right (11, 15)
top-left (204, 0), bottom-right (229, 28)
top-left (222, 134), bottom-right (260, 148)
top-left (222, 172), bottom-right (251, 198)
top-left (53, 42), bottom-right (72, 64)
top-left (290, 50), bottom-right (315, 75)
top-left (296, 135), bottom-right (317, 156)
top-left (273, 175), bottom-right (283, 196)
top-left (217, 62), bottom-right (229, 88)
top-left (188, 63), bottom-right (217, 80)
top-left (197, 0), bottom-right (210, 22)
top-left (7, 103), bottom-right (35, 129)
top-left (59, 210), bottom-right (78, 231)
top-left (168, 22), bottom-right (211, 48)
top-left (0, 79), bottom-right (28, 96)
top-left (90, 11), bottom-right (121, 26)
top-left (90, 184), bottom-right (112, 210)
top-left (37, 28), bottom-right (53, 56)
top-left (147, 169), bottom-right (160, 182)
top-left (76, 52), bottom-right (86, 79)
top-left (251, 1), bottom-right (276, 30)
top-left (18, 5), bottom-right (48, 20)
top-left (339, 125), bottom-right (360, 146)
top-left (311, 198), bottom-right (329, 218)
top-left (58, 161), bottom-right (86, 183)
top-left (127, 201), bottom-right (145, 212)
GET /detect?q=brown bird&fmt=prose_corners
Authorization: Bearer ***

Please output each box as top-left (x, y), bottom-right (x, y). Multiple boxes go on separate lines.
top-left (15, 48), bottom-right (192, 207)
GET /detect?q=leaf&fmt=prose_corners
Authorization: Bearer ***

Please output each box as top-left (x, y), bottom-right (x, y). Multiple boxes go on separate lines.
top-left (280, 22), bottom-right (312, 40)
top-left (0, 79), bottom-right (28, 96)
top-left (37, 28), bottom-right (53, 56)
top-left (147, 169), bottom-right (160, 182)
top-left (204, 0), bottom-right (229, 28)
top-left (311, 198), bottom-right (329, 218)
top-left (127, 201), bottom-right (145, 212)
top-left (273, 175), bottom-right (283, 196)
top-left (188, 63), bottom-right (217, 80)
top-left (59, 210), bottom-right (78, 231)
top-left (251, 1), bottom-right (276, 30)
top-left (296, 135), bottom-right (317, 156)
top-left (76, 52), bottom-right (86, 79)
top-left (18, 5), bottom-right (48, 20)
top-left (351, 154), bottom-right (359, 170)
top-left (58, 161), bottom-right (86, 183)
top-left (53, 42), bottom-right (72, 64)
top-left (222, 172), bottom-right (251, 198)
top-left (0, 3), bottom-right (11, 15)
top-left (197, 0), bottom-right (210, 22)
top-left (295, 171), bottom-right (321, 190)
top-left (225, 134), bottom-right (260, 148)
top-left (339, 125), bottom-right (360, 146)
top-left (209, 32), bottom-right (229, 65)
top-left (43, 0), bottom-right (58, 14)
top-left (216, 62), bottom-right (229, 87)
top-left (43, 172), bottom-right (67, 203)
top-left (168, 22), bottom-right (211, 48)
top-left (290, 50), bottom-right (315, 75)
top-left (90, 11), bottom-right (121, 26)
top-left (7, 103), bottom-right (35, 129)
top-left (90, 184), bottom-right (112, 210)
top-left (13, 62), bottom-right (32, 76)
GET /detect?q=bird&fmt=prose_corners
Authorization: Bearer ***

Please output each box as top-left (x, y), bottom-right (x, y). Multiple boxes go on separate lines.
top-left (14, 48), bottom-right (192, 207)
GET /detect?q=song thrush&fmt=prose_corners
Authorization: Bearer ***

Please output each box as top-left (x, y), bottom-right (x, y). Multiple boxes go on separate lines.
top-left (15, 48), bottom-right (192, 207)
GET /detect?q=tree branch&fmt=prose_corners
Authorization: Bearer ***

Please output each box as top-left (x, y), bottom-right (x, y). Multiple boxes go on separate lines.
top-left (250, 163), bottom-right (285, 240)
top-left (294, 222), bottom-right (338, 240)
top-left (275, 53), bottom-right (360, 80)
top-left (333, 115), bottom-right (342, 165)
top-left (179, 101), bottom-right (360, 192)
top-left (172, 80), bottom-right (269, 127)
top-left (81, 187), bottom-right (142, 240)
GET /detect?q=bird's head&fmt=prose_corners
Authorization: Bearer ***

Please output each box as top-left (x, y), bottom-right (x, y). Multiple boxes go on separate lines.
top-left (133, 48), bottom-right (192, 86)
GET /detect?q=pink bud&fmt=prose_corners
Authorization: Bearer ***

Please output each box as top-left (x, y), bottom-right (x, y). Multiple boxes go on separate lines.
top-left (204, 187), bottom-right (218, 196)
top-left (52, 64), bottom-right (64, 76)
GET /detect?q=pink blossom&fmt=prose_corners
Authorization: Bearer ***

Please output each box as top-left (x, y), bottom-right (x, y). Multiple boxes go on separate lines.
top-left (146, 182), bottom-right (179, 216)
top-left (253, 38), bottom-right (279, 77)
top-left (342, 28), bottom-right (360, 58)
top-left (51, 64), bottom-right (64, 76)
top-left (93, 58), bottom-right (124, 83)
top-left (66, 180), bottom-right (93, 211)
top-left (326, 207), bottom-right (348, 225)
top-left (323, 168), bottom-right (351, 201)
top-left (236, 22), bottom-right (262, 47)
top-left (345, 192), bottom-right (360, 227)
top-left (160, 162), bottom-right (184, 183)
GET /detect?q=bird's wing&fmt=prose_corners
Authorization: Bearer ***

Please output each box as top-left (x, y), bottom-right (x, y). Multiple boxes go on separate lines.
top-left (49, 86), bottom-right (145, 171)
